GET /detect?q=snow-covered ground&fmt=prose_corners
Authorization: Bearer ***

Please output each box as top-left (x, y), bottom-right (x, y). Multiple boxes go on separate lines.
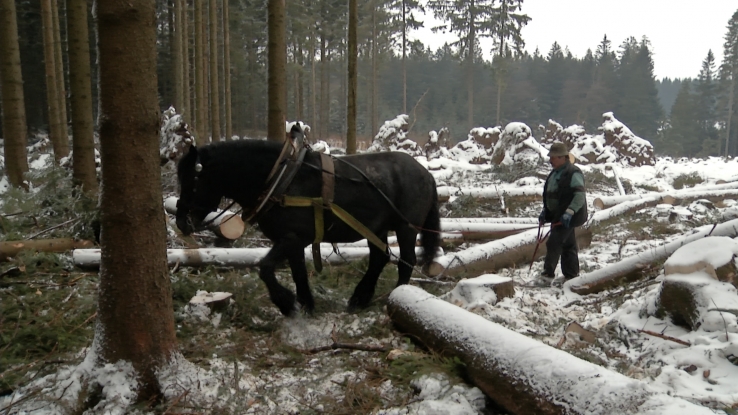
top-left (3, 123), bottom-right (738, 414)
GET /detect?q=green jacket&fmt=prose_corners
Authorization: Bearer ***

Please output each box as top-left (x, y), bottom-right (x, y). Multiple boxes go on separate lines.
top-left (542, 162), bottom-right (587, 227)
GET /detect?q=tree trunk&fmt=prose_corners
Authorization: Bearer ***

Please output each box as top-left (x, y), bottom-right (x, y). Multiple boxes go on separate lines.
top-left (222, 0), bottom-right (231, 140)
top-left (346, 0), bottom-right (357, 154)
top-left (0, 0), bottom-right (30, 187)
top-left (401, 0), bottom-right (407, 114)
top-left (311, 36), bottom-right (317, 133)
top-left (467, 0), bottom-right (475, 130)
top-left (96, 0), bottom-right (177, 402)
top-left (173, 0), bottom-right (184, 112)
top-left (0, 238), bottom-right (93, 261)
top-left (371, 4), bottom-right (378, 140)
top-left (194, 0), bottom-right (205, 141)
top-left (52, 0), bottom-right (69, 143)
top-left (67, 0), bottom-right (98, 195)
top-left (267, 0), bottom-right (286, 142)
top-left (41, 0), bottom-right (65, 163)
top-left (387, 285), bottom-right (716, 415)
top-left (593, 182), bottom-right (738, 209)
top-left (320, 37), bottom-right (329, 139)
top-left (208, 0), bottom-right (220, 141)
top-left (727, 72), bottom-right (735, 157)
top-left (566, 219), bottom-right (738, 295)
top-left (183, 0), bottom-right (191, 124)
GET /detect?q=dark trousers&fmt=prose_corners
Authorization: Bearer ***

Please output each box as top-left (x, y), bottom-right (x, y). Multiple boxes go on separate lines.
top-left (543, 225), bottom-right (579, 279)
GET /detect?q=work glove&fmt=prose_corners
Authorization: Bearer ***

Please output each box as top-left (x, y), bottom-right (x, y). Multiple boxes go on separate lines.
top-left (538, 209), bottom-right (546, 225)
top-left (561, 212), bottom-right (573, 228)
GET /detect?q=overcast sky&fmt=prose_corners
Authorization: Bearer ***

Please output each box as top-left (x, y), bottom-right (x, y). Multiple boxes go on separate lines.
top-left (412, 0), bottom-right (737, 80)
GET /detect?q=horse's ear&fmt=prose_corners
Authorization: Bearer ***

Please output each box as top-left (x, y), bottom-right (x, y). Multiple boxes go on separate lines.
top-left (186, 144), bottom-right (197, 156)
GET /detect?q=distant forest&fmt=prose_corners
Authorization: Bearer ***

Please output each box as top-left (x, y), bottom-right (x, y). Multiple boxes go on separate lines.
top-left (5, 1), bottom-right (738, 158)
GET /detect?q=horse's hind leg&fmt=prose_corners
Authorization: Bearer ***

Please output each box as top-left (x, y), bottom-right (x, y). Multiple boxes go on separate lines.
top-left (395, 226), bottom-right (419, 286)
top-left (285, 240), bottom-right (314, 314)
top-left (348, 237), bottom-right (389, 312)
top-left (259, 235), bottom-right (308, 316)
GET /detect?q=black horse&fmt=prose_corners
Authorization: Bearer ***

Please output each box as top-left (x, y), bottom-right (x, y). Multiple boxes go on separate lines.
top-left (175, 129), bottom-right (440, 316)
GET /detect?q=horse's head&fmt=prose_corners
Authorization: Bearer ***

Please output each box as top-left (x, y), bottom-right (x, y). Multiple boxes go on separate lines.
top-left (176, 144), bottom-right (222, 235)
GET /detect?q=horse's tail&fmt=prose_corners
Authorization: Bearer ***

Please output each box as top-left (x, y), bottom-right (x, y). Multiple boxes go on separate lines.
top-left (420, 186), bottom-right (441, 267)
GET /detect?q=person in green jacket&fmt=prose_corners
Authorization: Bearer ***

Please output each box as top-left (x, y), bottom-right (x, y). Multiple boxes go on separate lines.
top-left (538, 142), bottom-right (587, 286)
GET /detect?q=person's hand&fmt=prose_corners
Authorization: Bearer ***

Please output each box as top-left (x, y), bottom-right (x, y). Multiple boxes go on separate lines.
top-left (561, 212), bottom-right (572, 228)
top-left (538, 209), bottom-right (546, 225)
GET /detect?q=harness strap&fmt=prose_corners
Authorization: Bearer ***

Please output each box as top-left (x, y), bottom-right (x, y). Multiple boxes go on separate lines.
top-left (281, 195), bottom-right (388, 252)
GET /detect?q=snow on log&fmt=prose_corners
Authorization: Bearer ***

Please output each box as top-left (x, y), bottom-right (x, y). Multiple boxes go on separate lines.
top-left (655, 237), bottom-right (738, 331)
top-left (387, 285), bottom-right (714, 415)
top-left (428, 226), bottom-right (592, 277)
top-left (0, 238), bottom-right (94, 261)
top-left (72, 245), bottom-right (426, 270)
top-left (164, 197), bottom-right (245, 240)
top-left (439, 186), bottom-right (541, 201)
top-left (587, 195), bottom-right (676, 227)
top-left (592, 183), bottom-right (738, 210)
top-left (566, 219), bottom-right (738, 295)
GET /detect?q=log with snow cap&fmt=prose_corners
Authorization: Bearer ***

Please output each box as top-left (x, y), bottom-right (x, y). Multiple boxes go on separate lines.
top-left (387, 285), bottom-right (715, 415)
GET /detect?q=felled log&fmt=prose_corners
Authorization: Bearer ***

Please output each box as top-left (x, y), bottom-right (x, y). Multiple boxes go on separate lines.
top-left (387, 285), bottom-right (714, 415)
top-left (164, 197), bottom-right (245, 240)
top-left (656, 236), bottom-right (738, 331)
top-left (72, 245), bottom-right (425, 270)
top-left (439, 222), bottom-right (538, 241)
top-left (587, 195), bottom-right (676, 227)
top-left (606, 164), bottom-right (626, 195)
top-left (440, 217), bottom-right (538, 224)
top-left (566, 219), bottom-right (738, 295)
top-left (0, 238), bottom-right (94, 261)
top-left (428, 226), bottom-right (592, 277)
top-left (593, 184), bottom-right (738, 210)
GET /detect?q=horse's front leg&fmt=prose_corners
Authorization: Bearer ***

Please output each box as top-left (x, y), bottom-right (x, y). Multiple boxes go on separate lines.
top-left (395, 226), bottom-right (419, 286)
top-left (259, 241), bottom-right (298, 316)
top-left (284, 235), bottom-right (314, 314)
top-left (348, 237), bottom-right (389, 312)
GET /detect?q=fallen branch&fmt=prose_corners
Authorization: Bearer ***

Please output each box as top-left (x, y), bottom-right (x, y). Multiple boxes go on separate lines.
top-left (638, 329), bottom-right (691, 346)
top-left (301, 342), bottom-right (389, 354)
top-left (1, 238), bottom-right (94, 261)
top-left (25, 218), bottom-right (80, 240)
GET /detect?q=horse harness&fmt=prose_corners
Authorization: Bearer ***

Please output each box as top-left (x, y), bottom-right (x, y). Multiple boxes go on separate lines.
top-left (244, 136), bottom-right (388, 272)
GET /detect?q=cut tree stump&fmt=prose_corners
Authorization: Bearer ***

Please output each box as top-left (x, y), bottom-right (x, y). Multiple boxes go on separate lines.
top-left (428, 226), bottom-right (592, 277)
top-left (566, 219), bottom-right (738, 295)
top-left (164, 197), bottom-right (245, 240)
top-left (387, 285), bottom-right (714, 415)
top-left (189, 291), bottom-right (233, 311)
top-left (0, 238), bottom-right (94, 261)
top-left (656, 273), bottom-right (738, 331)
top-left (443, 274), bottom-right (514, 309)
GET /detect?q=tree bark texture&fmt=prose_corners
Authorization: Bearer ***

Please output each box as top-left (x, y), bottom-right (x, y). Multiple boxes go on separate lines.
top-left (194, 0), bottom-right (205, 141)
top-left (182, 0), bottom-right (191, 123)
top-left (387, 285), bottom-right (715, 415)
top-left (41, 0), bottom-right (65, 162)
top-left (267, 0), bottom-right (286, 142)
top-left (96, 0), bottom-right (177, 402)
top-left (222, 0), bottom-right (231, 140)
top-left (208, 0), bottom-right (220, 141)
top-left (173, 0), bottom-right (184, 112)
top-left (346, 0), bottom-right (357, 154)
top-left (52, 0), bottom-right (68, 140)
top-left (67, 0), bottom-right (98, 195)
top-left (0, 0), bottom-right (30, 187)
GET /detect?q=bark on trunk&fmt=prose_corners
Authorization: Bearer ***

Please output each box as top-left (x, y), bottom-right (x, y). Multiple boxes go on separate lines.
top-left (41, 0), bottom-right (65, 162)
top-left (267, 0), bottom-right (286, 142)
top-left (96, 0), bottom-right (177, 402)
top-left (194, 0), bottom-right (205, 141)
top-left (0, 238), bottom-right (93, 261)
top-left (566, 219), bottom-right (738, 295)
top-left (67, 0), bottom-right (98, 195)
top-left (428, 227), bottom-right (592, 277)
top-left (222, 0), bottom-right (231, 140)
top-left (346, 0), bottom-right (357, 154)
top-left (387, 285), bottom-right (714, 415)
top-left (0, 0), bottom-right (30, 187)
top-left (208, 0), bottom-right (220, 141)
top-left (51, 0), bottom-right (68, 142)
